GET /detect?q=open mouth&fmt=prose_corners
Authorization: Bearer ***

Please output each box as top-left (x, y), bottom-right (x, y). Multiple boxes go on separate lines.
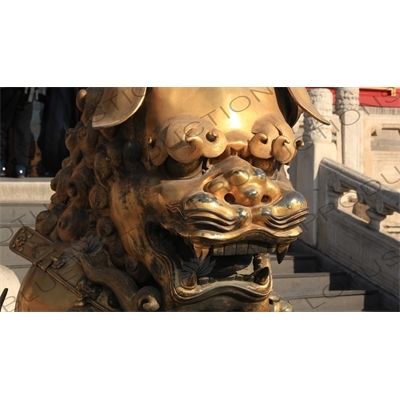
top-left (146, 222), bottom-right (297, 304)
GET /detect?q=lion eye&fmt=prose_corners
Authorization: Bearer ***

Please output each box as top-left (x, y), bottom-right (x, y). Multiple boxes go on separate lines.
top-left (164, 157), bottom-right (203, 178)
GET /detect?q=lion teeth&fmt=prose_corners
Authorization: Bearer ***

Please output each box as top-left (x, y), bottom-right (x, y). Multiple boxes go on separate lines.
top-left (198, 276), bottom-right (209, 285)
top-left (193, 245), bottom-right (210, 260)
top-left (276, 244), bottom-right (289, 264)
top-left (211, 242), bottom-right (275, 257)
top-left (252, 267), bottom-right (270, 285)
top-left (253, 254), bottom-right (263, 271)
top-left (188, 272), bottom-right (271, 286)
top-left (180, 271), bottom-right (197, 289)
top-left (252, 253), bottom-right (271, 272)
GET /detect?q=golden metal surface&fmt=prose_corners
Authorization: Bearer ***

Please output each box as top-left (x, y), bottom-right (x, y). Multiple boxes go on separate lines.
top-left (92, 88), bottom-right (147, 128)
top-left (12, 88), bottom-right (325, 312)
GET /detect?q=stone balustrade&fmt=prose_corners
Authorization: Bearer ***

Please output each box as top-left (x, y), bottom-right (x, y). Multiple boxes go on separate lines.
top-left (317, 158), bottom-right (400, 301)
top-left (322, 157), bottom-right (400, 232)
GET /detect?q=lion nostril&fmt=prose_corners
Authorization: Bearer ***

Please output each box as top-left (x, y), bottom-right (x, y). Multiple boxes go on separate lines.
top-left (261, 195), bottom-right (271, 203)
top-left (224, 193), bottom-right (236, 204)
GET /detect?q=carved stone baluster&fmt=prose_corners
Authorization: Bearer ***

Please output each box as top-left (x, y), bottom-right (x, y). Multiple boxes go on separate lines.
top-left (292, 89), bottom-right (336, 247)
top-left (304, 89), bottom-right (333, 144)
top-left (335, 88), bottom-right (364, 173)
top-left (327, 170), bottom-right (346, 208)
top-left (365, 208), bottom-right (386, 231)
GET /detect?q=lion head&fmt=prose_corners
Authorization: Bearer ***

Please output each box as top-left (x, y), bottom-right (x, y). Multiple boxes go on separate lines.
top-left (15, 87), bottom-right (328, 312)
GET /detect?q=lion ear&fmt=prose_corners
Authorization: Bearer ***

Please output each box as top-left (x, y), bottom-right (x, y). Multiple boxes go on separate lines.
top-left (288, 87), bottom-right (330, 125)
top-left (92, 88), bottom-right (147, 128)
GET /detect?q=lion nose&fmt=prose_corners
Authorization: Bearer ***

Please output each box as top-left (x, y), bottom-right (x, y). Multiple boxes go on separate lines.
top-left (205, 167), bottom-right (281, 207)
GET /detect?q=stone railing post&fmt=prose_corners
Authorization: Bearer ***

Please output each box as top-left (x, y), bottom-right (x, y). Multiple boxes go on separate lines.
top-left (335, 88), bottom-right (365, 173)
top-left (290, 88), bottom-right (336, 247)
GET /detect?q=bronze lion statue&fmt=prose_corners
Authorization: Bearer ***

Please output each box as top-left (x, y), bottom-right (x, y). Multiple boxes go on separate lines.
top-left (11, 88), bottom-right (328, 311)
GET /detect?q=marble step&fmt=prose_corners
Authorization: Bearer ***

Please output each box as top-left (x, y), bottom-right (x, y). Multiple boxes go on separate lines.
top-left (0, 242), bottom-right (31, 268)
top-left (273, 272), bottom-right (349, 298)
top-left (0, 179), bottom-right (52, 284)
top-left (0, 202), bottom-right (49, 225)
top-left (0, 177), bottom-right (53, 203)
top-left (283, 289), bottom-right (380, 312)
top-left (270, 254), bottom-right (321, 274)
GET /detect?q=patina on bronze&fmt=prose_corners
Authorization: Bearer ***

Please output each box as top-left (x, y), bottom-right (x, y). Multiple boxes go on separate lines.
top-left (10, 88), bottom-right (329, 312)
